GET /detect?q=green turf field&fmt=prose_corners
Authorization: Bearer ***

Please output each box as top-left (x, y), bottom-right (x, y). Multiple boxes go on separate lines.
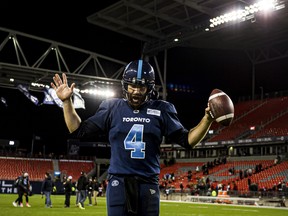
top-left (1, 194), bottom-right (286, 216)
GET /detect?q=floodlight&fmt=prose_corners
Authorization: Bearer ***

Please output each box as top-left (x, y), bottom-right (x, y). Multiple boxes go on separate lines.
top-left (208, 0), bottom-right (285, 30)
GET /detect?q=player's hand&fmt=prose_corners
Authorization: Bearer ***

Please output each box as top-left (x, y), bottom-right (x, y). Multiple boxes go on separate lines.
top-left (51, 73), bottom-right (75, 102)
top-left (205, 103), bottom-right (215, 122)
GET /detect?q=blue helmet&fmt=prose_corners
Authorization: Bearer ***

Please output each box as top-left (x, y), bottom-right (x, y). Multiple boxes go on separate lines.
top-left (122, 60), bottom-right (155, 90)
top-left (122, 60), bottom-right (155, 107)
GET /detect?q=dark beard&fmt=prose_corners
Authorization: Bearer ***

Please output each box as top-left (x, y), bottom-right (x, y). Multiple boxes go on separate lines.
top-left (127, 93), bottom-right (146, 109)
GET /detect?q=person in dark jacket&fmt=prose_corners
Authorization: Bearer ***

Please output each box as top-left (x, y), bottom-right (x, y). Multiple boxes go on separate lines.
top-left (63, 176), bottom-right (73, 208)
top-left (93, 177), bottom-right (100, 205)
top-left (41, 172), bottom-right (54, 208)
top-left (23, 174), bottom-right (32, 207)
top-left (13, 173), bottom-right (24, 207)
top-left (77, 171), bottom-right (88, 209)
top-left (86, 177), bottom-right (94, 206)
top-left (13, 172), bottom-right (31, 207)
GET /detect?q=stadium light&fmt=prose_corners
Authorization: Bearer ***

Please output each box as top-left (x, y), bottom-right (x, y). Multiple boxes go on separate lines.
top-left (79, 80), bottom-right (117, 98)
top-left (31, 82), bottom-right (49, 88)
top-left (80, 88), bottom-right (115, 98)
top-left (208, 0), bottom-right (285, 29)
top-left (30, 79), bottom-right (117, 98)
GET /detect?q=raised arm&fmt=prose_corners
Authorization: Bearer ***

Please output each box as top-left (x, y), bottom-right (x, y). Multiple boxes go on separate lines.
top-left (51, 73), bottom-right (81, 133)
top-left (188, 106), bottom-right (214, 147)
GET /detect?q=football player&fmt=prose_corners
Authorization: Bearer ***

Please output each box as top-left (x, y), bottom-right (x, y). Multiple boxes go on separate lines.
top-left (51, 59), bottom-right (214, 216)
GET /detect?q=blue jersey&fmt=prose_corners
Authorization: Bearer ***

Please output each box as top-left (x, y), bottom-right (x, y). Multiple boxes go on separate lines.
top-left (76, 98), bottom-right (188, 180)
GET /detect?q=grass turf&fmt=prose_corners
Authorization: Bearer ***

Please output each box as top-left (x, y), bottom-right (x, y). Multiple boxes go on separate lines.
top-left (1, 194), bottom-right (286, 216)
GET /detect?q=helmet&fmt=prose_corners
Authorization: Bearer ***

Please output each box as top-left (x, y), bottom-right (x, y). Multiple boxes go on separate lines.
top-left (122, 60), bottom-right (155, 88)
top-left (122, 60), bottom-right (155, 107)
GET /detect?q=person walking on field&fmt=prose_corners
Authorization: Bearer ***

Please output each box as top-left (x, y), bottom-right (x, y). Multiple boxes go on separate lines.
top-left (77, 171), bottom-right (88, 210)
top-left (51, 59), bottom-right (215, 216)
top-left (92, 177), bottom-right (99, 205)
top-left (41, 172), bottom-right (54, 208)
top-left (86, 177), bottom-right (94, 206)
top-left (63, 176), bottom-right (73, 208)
top-left (13, 172), bottom-right (31, 207)
top-left (13, 173), bottom-right (24, 207)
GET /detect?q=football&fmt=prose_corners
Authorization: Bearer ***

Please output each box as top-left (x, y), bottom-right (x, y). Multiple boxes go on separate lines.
top-left (208, 88), bottom-right (234, 126)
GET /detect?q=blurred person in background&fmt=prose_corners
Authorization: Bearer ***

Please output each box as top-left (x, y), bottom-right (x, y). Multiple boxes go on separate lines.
top-left (41, 172), bottom-right (54, 208)
top-left (77, 171), bottom-right (88, 209)
top-left (13, 172), bottom-right (31, 207)
top-left (13, 172), bottom-right (24, 207)
top-left (86, 177), bottom-right (94, 206)
top-left (23, 174), bottom-right (32, 208)
top-left (63, 175), bottom-right (73, 208)
top-left (93, 177), bottom-right (99, 205)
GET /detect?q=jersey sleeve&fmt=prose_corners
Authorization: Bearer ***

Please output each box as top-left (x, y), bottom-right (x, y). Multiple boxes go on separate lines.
top-left (71, 99), bottom-right (114, 138)
top-left (87, 99), bottom-right (112, 131)
top-left (160, 101), bottom-right (190, 148)
top-left (161, 101), bottom-right (185, 135)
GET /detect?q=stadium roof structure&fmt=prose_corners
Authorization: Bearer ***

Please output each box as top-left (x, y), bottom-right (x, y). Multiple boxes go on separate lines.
top-left (0, 0), bottom-right (288, 99)
top-left (0, 27), bottom-right (126, 93)
top-left (87, 0), bottom-right (288, 56)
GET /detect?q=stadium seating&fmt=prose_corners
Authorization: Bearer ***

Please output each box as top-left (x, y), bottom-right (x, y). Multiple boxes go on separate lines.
top-left (249, 112), bottom-right (288, 138)
top-left (208, 97), bottom-right (288, 141)
top-left (0, 157), bottom-right (53, 181)
top-left (0, 157), bottom-right (94, 181)
top-left (160, 159), bottom-right (288, 193)
top-left (58, 160), bottom-right (94, 179)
